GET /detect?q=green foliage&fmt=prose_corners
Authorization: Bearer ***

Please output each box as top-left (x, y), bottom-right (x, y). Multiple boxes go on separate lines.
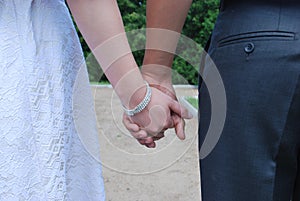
top-left (74, 0), bottom-right (219, 84)
top-left (186, 96), bottom-right (199, 109)
top-left (173, 0), bottom-right (219, 85)
top-left (183, 0), bottom-right (219, 45)
top-left (118, 0), bottom-right (146, 67)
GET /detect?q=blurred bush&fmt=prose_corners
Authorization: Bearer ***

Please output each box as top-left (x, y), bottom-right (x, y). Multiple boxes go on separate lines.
top-left (74, 0), bottom-right (219, 85)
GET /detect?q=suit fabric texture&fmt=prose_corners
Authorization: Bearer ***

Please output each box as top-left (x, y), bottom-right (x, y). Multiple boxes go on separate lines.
top-left (199, 0), bottom-right (300, 200)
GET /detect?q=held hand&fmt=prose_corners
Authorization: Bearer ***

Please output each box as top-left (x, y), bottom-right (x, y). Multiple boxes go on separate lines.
top-left (147, 79), bottom-right (187, 140)
top-left (122, 114), bottom-right (165, 148)
top-left (123, 84), bottom-right (192, 148)
top-left (142, 68), bottom-right (190, 141)
top-left (129, 87), bottom-right (189, 135)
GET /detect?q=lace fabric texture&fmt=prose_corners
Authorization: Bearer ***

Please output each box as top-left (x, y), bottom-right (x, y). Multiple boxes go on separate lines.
top-left (0, 0), bottom-right (105, 200)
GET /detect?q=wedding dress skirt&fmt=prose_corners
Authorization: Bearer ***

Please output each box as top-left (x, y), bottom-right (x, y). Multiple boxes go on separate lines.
top-left (0, 0), bottom-right (105, 200)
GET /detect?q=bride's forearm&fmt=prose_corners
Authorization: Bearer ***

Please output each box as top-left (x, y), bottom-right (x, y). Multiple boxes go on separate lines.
top-left (67, 0), bottom-right (145, 108)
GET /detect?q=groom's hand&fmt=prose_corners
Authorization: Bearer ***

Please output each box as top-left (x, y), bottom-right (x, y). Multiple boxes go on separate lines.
top-left (129, 87), bottom-right (189, 134)
top-left (122, 82), bottom-right (192, 148)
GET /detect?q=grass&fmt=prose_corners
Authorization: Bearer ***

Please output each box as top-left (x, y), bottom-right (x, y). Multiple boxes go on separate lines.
top-left (185, 96), bottom-right (198, 109)
top-left (90, 81), bottom-right (110, 85)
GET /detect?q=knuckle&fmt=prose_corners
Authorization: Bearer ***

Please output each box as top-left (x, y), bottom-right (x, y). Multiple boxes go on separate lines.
top-left (163, 121), bottom-right (170, 129)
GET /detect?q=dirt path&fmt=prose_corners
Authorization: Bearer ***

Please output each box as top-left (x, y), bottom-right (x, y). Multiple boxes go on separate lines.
top-left (92, 86), bottom-right (201, 201)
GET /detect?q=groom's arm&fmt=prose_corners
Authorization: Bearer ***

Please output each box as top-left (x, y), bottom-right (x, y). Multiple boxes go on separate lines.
top-left (142, 0), bottom-right (193, 140)
top-left (123, 0), bottom-right (193, 144)
top-left (142, 0), bottom-right (193, 82)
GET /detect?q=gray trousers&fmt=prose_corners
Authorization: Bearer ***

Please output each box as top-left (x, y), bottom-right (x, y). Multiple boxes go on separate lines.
top-left (199, 1), bottom-right (300, 200)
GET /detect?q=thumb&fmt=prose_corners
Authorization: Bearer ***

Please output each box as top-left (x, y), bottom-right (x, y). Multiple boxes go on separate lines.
top-left (172, 114), bottom-right (186, 140)
top-left (122, 113), bottom-right (140, 132)
top-left (168, 100), bottom-right (193, 119)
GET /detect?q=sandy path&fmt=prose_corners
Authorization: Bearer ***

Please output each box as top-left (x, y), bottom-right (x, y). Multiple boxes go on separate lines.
top-left (92, 86), bottom-right (201, 201)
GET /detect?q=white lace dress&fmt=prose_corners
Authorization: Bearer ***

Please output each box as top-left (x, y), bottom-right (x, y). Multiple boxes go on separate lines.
top-left (0, 0), bottom-right (105, 200)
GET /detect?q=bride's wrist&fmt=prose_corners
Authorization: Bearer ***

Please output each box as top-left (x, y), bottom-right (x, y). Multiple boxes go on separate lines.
top-left (123, 81), bottom-right (151, 116)
top-left (128, 81), bottom-right (149, 109)
top-left (112, 66), bottom-right (147, 108)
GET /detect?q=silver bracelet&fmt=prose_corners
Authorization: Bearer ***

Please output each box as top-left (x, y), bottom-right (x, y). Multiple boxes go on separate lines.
top-left (123, 81), bottom-right (152, 116)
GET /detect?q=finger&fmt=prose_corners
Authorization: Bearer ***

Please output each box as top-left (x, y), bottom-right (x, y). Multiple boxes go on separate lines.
top-left (146, 105), bottom-right (168, 136)
top-left (169, 100), bottom-right (193, 119)
top-left (172, 114), bottom-right (186, 140)
top-left (152, 132), bottom-right (165, 141)
top-left (146, 142), bottom-right (156, 148)
top-left (145, 137), bottom-right (156, 148)
top-left (166, 115), bottom-right (175, 128)
top-left (137, 138), bottom-right (147, 145)
top-left (145, 137), bottom-right (154, 144)
top-left (137, 137), bottom-right (156, 148)
top-left (130, 129), bottom-right (148, 139)
top-left (122, 113), bottom-right (140, 132)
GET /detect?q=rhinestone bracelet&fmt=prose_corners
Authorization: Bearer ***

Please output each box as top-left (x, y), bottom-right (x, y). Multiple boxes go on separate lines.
top-left (123, 81), bottom-right (152, 116)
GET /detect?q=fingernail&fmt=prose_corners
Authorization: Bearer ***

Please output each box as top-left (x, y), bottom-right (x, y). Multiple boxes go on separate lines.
top-left (147, 142), bottom-right (155, 148)
top-left (181, 134), bottom-right (186, 140)
top-left (138, 134), bottom-right (147, 139)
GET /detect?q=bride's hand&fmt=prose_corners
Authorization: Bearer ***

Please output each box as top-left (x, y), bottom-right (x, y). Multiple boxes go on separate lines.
top-left (122, 114), bottom-right (166, 148)
top-left (123, 80), bottom-right (191, 148)
top-left (130, 86), bottom-right (188, 134)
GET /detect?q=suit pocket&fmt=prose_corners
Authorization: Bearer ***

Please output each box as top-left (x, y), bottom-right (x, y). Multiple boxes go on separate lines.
top-left (218, 31), bottom-right (295, 47)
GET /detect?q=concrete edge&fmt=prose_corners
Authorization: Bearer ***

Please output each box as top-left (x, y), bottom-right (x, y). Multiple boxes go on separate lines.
top-left (90, 84), bottom-right (198, 89)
